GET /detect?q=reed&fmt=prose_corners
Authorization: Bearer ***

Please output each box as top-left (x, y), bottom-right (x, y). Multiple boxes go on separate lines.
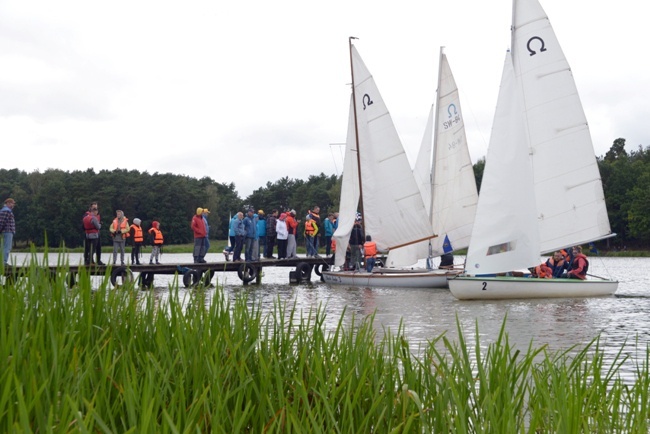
top-left (1, 260), bottom-right (649, 432)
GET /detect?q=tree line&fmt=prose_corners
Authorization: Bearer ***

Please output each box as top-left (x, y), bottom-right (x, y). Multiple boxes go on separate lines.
top-left (0, 168), bottom-right (339, 248)
top-left (0, 137), bottom-right (647, 250)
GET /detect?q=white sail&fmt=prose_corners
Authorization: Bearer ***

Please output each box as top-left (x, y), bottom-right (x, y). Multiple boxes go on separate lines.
top-left (334, 45), bottom-right (433, 267)
top-left (387, 50), bottom-right (478, 267)
top-left (465, 53), bottom-right (541, 275)
top-left (385, 106), bottom-right (434, 267)
top-left (429, 51), bottom-right (479, 256)
top-left (333, 97), bottom-right (360, 267)
top-left (512, 0), bottom-right (612, 252)
top-left (413, 105), bottom-right (435, 215)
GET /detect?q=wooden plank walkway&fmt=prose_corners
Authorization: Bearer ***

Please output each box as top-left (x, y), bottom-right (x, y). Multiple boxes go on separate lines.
top-left (3, 256), bottom-right (335, 287)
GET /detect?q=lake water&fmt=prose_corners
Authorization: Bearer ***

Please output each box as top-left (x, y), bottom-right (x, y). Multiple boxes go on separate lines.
top-left (9, 252), bottom-right (650, 377)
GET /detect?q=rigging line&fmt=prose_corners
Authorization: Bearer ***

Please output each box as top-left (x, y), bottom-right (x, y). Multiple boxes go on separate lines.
top-left (329, 143), bottom-right (346, 177)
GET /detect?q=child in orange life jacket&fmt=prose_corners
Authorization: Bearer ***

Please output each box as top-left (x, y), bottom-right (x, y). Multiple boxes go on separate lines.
top-left (110, 210), bottom-right (130, 265)
top-left (129, 218), bottom-right (144, 265)
top-left (363, 235), bottom-right (378, 272)
top-left (148, 221), bottom-right (164, 264)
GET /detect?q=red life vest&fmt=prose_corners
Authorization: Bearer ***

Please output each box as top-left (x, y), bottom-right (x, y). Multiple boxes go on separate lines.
top-left (83, 212), bottom-right (100, 234)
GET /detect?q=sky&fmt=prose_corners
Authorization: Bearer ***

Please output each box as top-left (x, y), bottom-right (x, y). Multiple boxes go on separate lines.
top-left (1, 0), bottom-right (648, 198)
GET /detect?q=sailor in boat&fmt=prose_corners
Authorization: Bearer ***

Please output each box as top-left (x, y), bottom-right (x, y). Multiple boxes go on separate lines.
top-left (363, 235), bottom-right (377, 272)
top-left (532, 251), bottom-right (569, 279)
top-left (439, 253), bottom-right (454, 269)
top-left (563, 245), bottom-right (589, 280)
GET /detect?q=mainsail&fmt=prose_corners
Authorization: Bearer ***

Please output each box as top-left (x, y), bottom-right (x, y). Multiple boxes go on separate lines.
top-left (511, 0), bottom-right (612, 253)
top-left (333, 44), bottom-right (433, 268)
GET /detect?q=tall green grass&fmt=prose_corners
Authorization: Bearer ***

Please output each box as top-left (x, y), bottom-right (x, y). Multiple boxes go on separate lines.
top-left (1, 260), bottom-right (649, 432)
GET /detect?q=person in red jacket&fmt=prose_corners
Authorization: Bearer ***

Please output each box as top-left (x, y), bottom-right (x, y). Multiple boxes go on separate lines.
top-left (191, 207), bottom-right (208, 263)
top-left (566, 246), bottom-right (589, 280)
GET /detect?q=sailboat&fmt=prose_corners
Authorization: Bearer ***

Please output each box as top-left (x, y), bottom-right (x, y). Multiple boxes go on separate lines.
top-left (448, 0), bottom-right (618, 299)
top-left (386, 47), bottom-right (479, 273)
top-left (322, 41), bottom-right (472, 288)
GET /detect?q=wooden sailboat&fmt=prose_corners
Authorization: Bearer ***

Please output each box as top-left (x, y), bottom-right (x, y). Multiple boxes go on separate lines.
top-left (448, 0), bottom-right (618, 299)
top-left (322, 41), bottom-right (473, 288)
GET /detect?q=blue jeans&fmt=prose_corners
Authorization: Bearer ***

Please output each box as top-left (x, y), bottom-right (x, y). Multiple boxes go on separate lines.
top-left (366, 257), bottom-right (376, 272)
top-left (245, 237), bottom-right (255, 261)
top-left (306, 236), bottom-right (317, 256)
top-left (2, 232), bottom-right (13, 264)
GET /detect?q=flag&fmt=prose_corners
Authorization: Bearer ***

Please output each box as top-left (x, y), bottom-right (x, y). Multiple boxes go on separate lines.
top-left (589, 242), bottom-right (599, 255)
top-left (443, 235), bottom-right (453, 254)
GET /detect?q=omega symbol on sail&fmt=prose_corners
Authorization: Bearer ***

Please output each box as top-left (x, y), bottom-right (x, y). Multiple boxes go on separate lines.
top-left (362, 94), bottom-right (373, 110)
top-left (527, 36), bottom-right (547, 56)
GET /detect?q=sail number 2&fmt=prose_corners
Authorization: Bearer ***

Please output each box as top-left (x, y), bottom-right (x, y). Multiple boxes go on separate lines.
top-left (482, 281), bottom-right (487, 291)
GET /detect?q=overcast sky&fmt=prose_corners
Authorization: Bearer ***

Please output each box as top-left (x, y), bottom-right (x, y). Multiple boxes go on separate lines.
top-left (1, 0), bottom-right (647, 198)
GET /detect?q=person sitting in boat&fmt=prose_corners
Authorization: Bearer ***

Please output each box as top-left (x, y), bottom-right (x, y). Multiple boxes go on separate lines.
top-left (532, 262), bottom-right (553, 278)
top-left (439, 253), bottom-right (454, 269)
top-left (363, 235), bottom-right (377, 272)
top-left (564, 245), bottom-right (589, 280)
top-left (543, 251), bottom-right (569, 278)
top-left (560, 247), bottom-right (574, 272)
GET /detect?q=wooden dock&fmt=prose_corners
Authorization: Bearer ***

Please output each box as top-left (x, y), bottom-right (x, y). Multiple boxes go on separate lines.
top-left (2, 256), bottom-right (335, 288)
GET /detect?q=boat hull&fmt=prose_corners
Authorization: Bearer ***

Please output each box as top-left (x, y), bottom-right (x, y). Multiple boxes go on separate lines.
top-left (448, 276), bottom-right (618, 300)
top-left (322, 269), bottom-right (459, 288)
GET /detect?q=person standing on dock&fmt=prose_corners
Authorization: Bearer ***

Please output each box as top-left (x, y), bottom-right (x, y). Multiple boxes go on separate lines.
top-left (83, 203), bottom-right (104, 265)
top-left (324, 213), bottom-right (335, 258)
top-left (0, 198), bottom-right (16, 266)
top-left (304, 214), bottom-right (319, 257)
top-left (223, 213), bottom-right (237, 261)
top-left (191, 207), bottom-right (208, 263)
top-left (256, 210), bottom-right (266, 260)
top-left (203, 208), bottom-right (211, 256)
top-left (309, 206), bottom-right (322, 253)
top-left (286, 209), bottom-right (299, 259)
top-left (232, 212), bottom-right (245, 262)
top-left (265, 209), bottom-right (278, 259)
top-left (243, 208), bottom-right (256, 262)
top-left (110, 210), bottom-right (130, 266)
top-left (276, 212), bottom-right (288, 259)
top-left (148, 221), bottom-right (164, 264)
top-left (129, 218), bottom-right (144, 265)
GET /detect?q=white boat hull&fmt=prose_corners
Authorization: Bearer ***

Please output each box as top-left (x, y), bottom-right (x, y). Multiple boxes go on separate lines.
top-left (322, 269), bottom-right (460, 288)
top-left (448, 276), bottom-right (618, 300)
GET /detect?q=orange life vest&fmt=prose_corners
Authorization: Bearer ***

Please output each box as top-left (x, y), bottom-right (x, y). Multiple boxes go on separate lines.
top-left (111, 218), bottom-right (129, 237)
top-left (364, 241), bottom-right (377, 258)
top-left (148, 227), bottom-right (164, 245)
top-left (305, 220), bottom-right (316, 235)
top-left (535, 263), bottom-right (553, 278)
top-left (130, 224), bottom-right (143, 243)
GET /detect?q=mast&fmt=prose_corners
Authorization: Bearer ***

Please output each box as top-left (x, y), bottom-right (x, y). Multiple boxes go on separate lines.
top-left (425, 46), bottom-right (445, 268)
top-left (348, 37), bottom-right (365, 235)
